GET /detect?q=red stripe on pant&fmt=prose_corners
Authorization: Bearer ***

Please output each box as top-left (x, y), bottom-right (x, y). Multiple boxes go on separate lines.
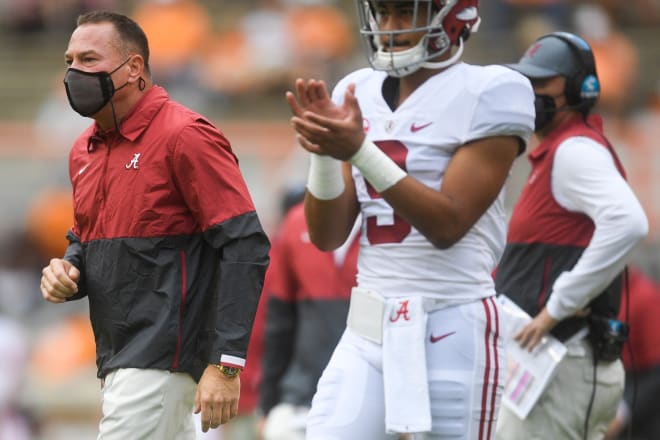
top-left (486, 296), bottom-right (501, 440)
top-left (479, 297), bottom-right (500, 440)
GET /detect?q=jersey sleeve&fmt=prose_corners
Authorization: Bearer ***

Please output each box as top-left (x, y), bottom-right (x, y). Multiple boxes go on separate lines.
top-left (466, 67), bottom-right (535, 148)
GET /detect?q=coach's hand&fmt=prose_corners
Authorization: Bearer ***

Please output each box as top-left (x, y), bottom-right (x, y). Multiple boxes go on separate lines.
top-left (194, 365), bottom-right (240, 432)
top-left (40, 258), bottom-right (80, 303)
top-left (514, 307), bottom-right (558, 352)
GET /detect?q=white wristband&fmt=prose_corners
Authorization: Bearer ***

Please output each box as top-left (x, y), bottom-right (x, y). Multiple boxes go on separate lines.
top-left (306, 153), bottom-right (345, 200)
top-left (348, 139), bottom-right (406, 193)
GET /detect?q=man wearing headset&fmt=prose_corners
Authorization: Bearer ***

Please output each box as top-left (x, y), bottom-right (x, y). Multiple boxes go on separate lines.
top-left (495, 32), bottom-right (648, 440)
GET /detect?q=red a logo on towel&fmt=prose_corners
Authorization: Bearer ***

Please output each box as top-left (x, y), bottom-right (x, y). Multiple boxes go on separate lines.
top-left (389, 300), bottom-right (411, 322)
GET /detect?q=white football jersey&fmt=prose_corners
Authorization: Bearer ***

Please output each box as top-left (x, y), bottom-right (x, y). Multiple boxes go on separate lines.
top-left (331, 63), bottom-right (534, 305)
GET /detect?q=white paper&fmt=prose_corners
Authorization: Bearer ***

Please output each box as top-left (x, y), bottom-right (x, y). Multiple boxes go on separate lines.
top-left (498, 294), bottom-right (567, 419)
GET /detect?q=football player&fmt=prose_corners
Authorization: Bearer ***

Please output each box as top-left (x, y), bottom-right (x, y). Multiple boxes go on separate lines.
top-left (285, 1), bottom-right (535, 438)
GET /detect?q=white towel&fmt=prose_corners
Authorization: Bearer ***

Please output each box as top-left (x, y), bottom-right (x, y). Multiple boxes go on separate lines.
top-left (382, 296), bottom-right (432, 433)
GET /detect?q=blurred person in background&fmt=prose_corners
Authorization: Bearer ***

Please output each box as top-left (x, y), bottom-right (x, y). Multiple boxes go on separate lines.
top-left (495, 32), bottom-right (648, 440)
top-left (0, 231), bottom-right (46, 322)
top-left (0, 315), bottom-right (34, 440)
top-left (597, 0), bottom-right (660, 27)
top-left (283, 2), bottom-right (354, 82)
top-left (35, 74), bottom-right (96, 151)
top-left (286, 0), bottom-right (535, 438)
top-left (477, 0), bottom-right (570, 46)
top-left (198, 0), bottom-right (354, 108)
top-left (0, 0), bottom-right (119, 35)
top-left (21, 187), bottom-right (98, 438)
top-left (0, 187), bottom-right (75, 330)
top-left (199, 0), bottom-right (292, 99)
top-left (258, 199), bottom-right (360, 440)
top-left (604, 268), bottom-right (660, 440)
top-left (0, 189), bottom-right (79, 439)
top-left (131, 0), bottom-right (212, 110)
top-left (572, 3), bottom-right (640, 121)
top-left (624, 80), bottom-right (660, 236)
top-left (38, 10), bottom-right (270, 439)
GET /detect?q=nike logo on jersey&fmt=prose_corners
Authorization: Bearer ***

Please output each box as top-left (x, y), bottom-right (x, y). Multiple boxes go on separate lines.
top-left (429, 331), bottom-right (456, 343)
top-left (410, 121), bottom-right (433, 132)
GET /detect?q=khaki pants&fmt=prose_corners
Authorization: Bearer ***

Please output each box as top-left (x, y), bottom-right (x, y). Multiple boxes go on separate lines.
top-left (496, 340), bottom-right (624, 440)
top-left (98, 368), bottom-right (197, 440)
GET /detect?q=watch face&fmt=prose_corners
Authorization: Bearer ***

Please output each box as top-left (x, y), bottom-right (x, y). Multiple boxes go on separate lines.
top-left (220, 366), bottom-right (240, 377)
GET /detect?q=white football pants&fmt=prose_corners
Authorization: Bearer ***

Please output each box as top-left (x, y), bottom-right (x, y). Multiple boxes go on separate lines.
top-left (306, 297), bottom-right (504, 440)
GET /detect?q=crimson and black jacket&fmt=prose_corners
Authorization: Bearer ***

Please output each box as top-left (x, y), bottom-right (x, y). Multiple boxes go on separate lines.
top-left (64, 86), bottom-right (270, 381)
top-left (495, 115), bottom-right (625, 341)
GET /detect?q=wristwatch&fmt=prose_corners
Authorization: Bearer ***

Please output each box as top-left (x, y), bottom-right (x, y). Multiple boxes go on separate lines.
top-left (216, 364), bottom-right (241, 378)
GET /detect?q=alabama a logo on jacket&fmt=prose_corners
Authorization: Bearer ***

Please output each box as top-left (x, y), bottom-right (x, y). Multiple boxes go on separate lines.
top-left (125, 153), bottom-right (141, 169)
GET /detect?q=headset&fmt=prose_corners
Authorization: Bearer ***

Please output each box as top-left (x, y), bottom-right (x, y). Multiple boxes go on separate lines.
top-left (548, 31), bottom-right (600, 112)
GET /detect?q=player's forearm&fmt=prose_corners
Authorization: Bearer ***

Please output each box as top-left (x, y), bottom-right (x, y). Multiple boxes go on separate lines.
top-left (304, 191), bottom-right (358, 251)
top-left (304, 160), bottom-right (358, 251)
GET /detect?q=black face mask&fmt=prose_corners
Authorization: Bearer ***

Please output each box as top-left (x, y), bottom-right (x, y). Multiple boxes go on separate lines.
top-left (63, 58), bottom-right (130, 117)
top-left (533, 94), bottom-right (557, 132)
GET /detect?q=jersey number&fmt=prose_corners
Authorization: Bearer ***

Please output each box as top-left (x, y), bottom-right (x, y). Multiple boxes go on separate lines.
top-left (365, 141), bottom-right (412, 245)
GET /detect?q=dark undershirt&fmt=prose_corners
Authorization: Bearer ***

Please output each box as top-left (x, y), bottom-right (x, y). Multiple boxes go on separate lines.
top-left (382, 75), bottom-right (400, 111)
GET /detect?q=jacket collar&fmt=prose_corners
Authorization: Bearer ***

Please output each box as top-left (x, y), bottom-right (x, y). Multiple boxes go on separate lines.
top-left (118, 86), bottom-right (169, 142)
top-left (87, 86), bottom-right (169, 147)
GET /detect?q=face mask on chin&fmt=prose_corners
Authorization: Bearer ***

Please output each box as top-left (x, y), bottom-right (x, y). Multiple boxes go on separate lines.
top-left (63, 58), bottom-right (131, 117)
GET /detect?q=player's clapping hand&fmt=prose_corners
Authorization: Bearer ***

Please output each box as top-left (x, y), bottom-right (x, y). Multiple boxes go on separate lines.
top-left (40, 258), bottom-right (80, 303)
top-left (286, 78), bottom-right (345, 120)
top-left (287, 78), bottom-right (365, 161)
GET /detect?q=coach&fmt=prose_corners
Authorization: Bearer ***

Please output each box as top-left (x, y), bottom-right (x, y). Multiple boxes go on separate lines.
top-left (39, 11), bottom-right (270, 439)
top-left (495, 32), bottom-right (648, 440)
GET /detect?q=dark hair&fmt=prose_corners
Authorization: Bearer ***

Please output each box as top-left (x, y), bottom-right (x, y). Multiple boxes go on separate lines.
top-left (77, 11), bottom-right (151, 74)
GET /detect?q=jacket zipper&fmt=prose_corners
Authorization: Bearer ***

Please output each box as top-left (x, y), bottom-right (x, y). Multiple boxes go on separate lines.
top-left (98, 135), bottom-right (114, 236)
